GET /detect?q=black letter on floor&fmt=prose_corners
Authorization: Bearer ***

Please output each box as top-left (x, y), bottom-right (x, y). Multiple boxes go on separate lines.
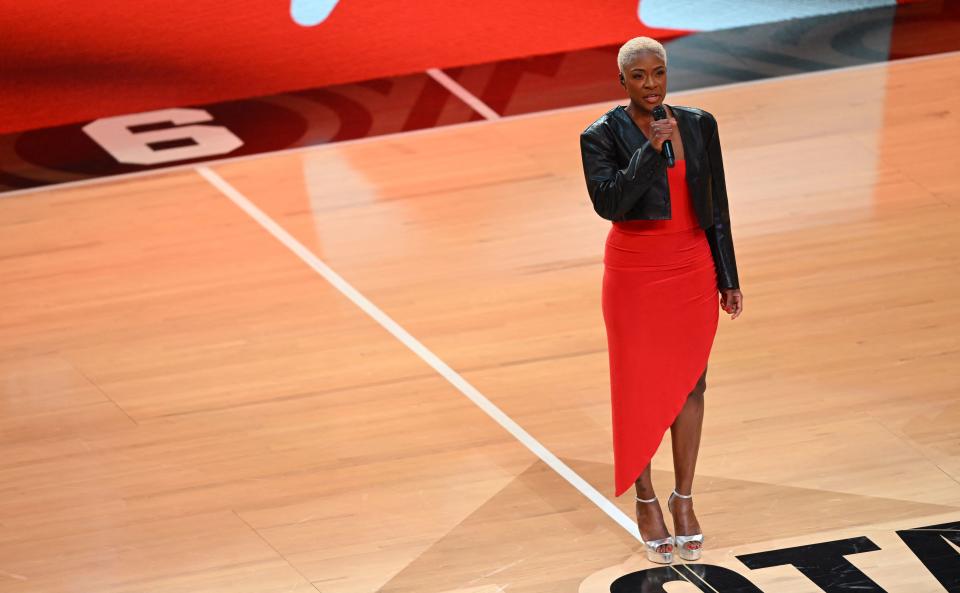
top-left (610, 566), bottom-right (692, 593)
top-left (896, 520), bottom-right (960, 592)
top-left (737, 536), bottom-right (887, 592)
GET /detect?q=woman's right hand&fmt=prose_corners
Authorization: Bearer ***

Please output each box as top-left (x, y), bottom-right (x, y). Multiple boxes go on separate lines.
top-left (649, 117), bottom-right (676, 152)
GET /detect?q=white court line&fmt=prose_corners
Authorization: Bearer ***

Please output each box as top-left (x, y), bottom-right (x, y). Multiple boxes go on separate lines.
top-left (678, 564), bottom-right (722, 593)
top-left (426, 68), bottom-right (501, 120)
top-left (8, 49), bottom-right (959, 200)
top-left (195, 164), bottom-right (641, 540)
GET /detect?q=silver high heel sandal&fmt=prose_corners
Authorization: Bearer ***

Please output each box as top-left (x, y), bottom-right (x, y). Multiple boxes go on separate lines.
top-left (635, 495), bottom-right (674, 564)
top-left (667, 489), bottom-right (704, 561)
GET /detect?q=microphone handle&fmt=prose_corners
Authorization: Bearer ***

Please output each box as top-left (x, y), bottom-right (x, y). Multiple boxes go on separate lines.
top-left (651, 105), bottom-right (675, 167)
top-left (661, 139), bottom-right (675, 167)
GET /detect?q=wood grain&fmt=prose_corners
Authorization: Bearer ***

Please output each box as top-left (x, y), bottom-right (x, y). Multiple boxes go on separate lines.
top-left (2, 54), bottom-right (958, 593)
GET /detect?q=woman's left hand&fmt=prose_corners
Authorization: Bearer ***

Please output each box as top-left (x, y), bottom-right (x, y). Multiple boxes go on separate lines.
top-left (720, 288), bottom-right (743, 319)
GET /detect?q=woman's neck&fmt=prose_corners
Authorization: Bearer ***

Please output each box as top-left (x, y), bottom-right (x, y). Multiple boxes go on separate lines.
top-left (625, 102), bottom-right (655, 131)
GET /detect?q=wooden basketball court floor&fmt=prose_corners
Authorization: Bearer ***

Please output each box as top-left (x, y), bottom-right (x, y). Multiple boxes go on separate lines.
top-left (1, 53), bottom-right (959, 593)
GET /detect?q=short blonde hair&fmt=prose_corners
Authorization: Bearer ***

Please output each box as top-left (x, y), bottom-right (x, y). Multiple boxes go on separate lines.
top-left (617, 36), bottom-right (667, 73)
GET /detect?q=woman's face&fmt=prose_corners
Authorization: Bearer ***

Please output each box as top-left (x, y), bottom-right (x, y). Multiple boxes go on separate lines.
top-left (620, 51), bottom-right (668, 113)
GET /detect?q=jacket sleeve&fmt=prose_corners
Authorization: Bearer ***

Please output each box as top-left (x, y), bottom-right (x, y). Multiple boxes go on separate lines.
top-left (579, 125), bottom-right (667, 221)
top-left (703, 115), bottom-right (741, 290)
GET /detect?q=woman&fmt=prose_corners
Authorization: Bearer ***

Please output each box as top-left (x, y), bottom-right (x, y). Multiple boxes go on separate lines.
top-left (579, 37), bottom-right (743, 564)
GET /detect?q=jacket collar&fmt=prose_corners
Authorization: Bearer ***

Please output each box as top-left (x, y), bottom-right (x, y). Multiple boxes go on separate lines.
top-left (614, 103), bottom-right (702, 180)
top-left (670, 105), bottom-right (703, 180)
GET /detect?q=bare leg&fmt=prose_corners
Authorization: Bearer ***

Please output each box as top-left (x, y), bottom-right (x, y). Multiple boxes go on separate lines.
top-left (668, 366), bottom-right (707, 543)
top-left (634, 464), bottom-right (672, 552)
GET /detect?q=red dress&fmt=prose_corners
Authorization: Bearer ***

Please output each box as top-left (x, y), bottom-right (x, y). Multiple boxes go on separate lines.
top-left (601, 159), bottom-right (719, 496)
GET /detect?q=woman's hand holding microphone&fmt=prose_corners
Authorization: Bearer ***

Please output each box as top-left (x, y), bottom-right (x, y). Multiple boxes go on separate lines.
top-left (648, 117), bottom-right (677, 153)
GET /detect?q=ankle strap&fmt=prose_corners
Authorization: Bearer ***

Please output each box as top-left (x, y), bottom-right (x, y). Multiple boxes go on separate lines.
top-left (671, 489), bottom-right (693, 499)
top-left (635, 495), bottom-right (658, 504)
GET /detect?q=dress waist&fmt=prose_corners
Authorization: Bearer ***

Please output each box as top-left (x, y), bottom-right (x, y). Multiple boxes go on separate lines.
top-left (613, 159), bottom-right (699, 235)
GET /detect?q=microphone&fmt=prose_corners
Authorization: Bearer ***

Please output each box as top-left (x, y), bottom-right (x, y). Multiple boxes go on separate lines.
top-left (651, 105), bottom-right (675, 168)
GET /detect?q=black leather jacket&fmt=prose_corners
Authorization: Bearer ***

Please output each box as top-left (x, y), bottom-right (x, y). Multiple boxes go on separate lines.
top-left (579, 104), bottom-right (740, 290)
